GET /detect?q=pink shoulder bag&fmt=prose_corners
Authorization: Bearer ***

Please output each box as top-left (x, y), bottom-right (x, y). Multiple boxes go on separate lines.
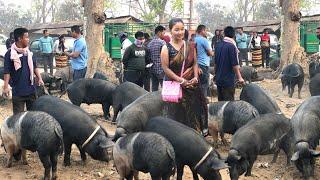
top-left (161, 41), bottom-right (186, 103)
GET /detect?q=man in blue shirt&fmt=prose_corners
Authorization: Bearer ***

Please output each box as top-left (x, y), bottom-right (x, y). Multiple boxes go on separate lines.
top-left (215, 26), bottom-right (244, 101)
top-left (235, 27), bottom-right (248, 66)
top-left (194, 25), bottom-right (214, 98)
top-left (66, 25), bottom-right (88, 80)
top-left (3, 28), bottom-right (44, 114)
top-left (39, 29), bottom-right (54, 75)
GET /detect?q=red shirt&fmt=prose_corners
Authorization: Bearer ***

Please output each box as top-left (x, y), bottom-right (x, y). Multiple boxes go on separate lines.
top-left (261, 33), bottom-right (270, 42)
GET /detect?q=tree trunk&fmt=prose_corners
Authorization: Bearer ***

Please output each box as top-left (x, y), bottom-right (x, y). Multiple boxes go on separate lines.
top-left (42, 0), bottom-right (47, 23)
top-left (83, 0), bottom-right (105, 78)
top-left (244, 0), bottom-right (249, 22)
top-left (274, 0), bottom-right (307, 78)
top-left (51, 0), bottom-right (55, 22)
top-left (158, 0), bottom-right (168, 24)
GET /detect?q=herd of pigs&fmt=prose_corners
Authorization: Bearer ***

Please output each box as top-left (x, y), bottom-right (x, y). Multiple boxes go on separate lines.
top-left (0, 60), bottom-right (319, 180)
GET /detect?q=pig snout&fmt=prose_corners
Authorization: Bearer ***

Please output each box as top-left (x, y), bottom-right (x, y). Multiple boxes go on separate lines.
top-left (226, 149), bottom-right (247, 180)
top-left (291, 142), bottom-right (320, 179)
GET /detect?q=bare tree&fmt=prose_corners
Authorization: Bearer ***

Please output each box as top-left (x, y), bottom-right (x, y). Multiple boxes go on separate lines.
top-left (235, 0), bottom-right (259, 22)
top-left (275, 0), bottom-right (307, 77)
top-left (83, 0), bottom-right (106, 78)
top-left (41, 0), bottom-right (48, 23)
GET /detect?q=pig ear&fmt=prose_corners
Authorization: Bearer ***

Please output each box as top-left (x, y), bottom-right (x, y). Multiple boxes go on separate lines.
top-left (99, 140), bottom-right (114, 149)
top-left (291, 152), bottom-right (300, 161)
top-left (310, 149), bottom-right (320, 157)
top-left (211, 160), bottom-right (230, 170)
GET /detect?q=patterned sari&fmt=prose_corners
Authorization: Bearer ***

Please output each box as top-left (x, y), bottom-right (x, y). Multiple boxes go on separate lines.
top-left (163, 41), bottom-right (208, 133)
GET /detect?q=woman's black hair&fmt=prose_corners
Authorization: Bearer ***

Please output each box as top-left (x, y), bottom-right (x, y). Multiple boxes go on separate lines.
top-left (58, 35), bottom-right (65, 52)
top-left (168, 18), bottom-right (184, 30)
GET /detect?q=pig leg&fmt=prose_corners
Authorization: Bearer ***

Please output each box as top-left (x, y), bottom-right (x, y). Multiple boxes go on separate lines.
top-left (289, 84), bottom-right (294, 98)
top-left (125, 171), bottom-right (134, 180)
top-left (76, 145), bottom-right (87, 162)
top-left (21, 149), bottom-right (28, 165)
top-left (13, 149), bottom-right (22, 161)
top-left (162, 173), bottom-right (171, 180)
top-left (112, 104), bottom-right (121, 122)
top-left (38, 153), bottom-right (51, 180)
top-left (220, 132), bottom-right (228, 145)
top-left (176, 162), bottom-right (184, 180)
top-left (6, 149), bottom-right (13, 168)
top-left (63, 141), bottom-right (72, 166)
top-left (298, 81), bottom-right (303, 99)
top-left (208, 122), bottom-right (219, 145)
top-left (191, 169), bottom-right (199, 180)
top-left (133, 170), bottom-right (139, 180)
top-left (245, 156), bottom-right (256, 176)
top-left (50, 153), bottom-right (58, 180)
top-left (102, 102), bottom-right (111, 119)
top-left (5, 143), bottom-right (15, 168)
top-left (270, 149), bottom-right (280, 163)
top-left (151, 176), bottom-right (161, 180)
top-left (280, 138), bottom-right (293, 165)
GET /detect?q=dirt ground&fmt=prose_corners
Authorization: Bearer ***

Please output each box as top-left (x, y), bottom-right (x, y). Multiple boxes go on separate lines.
top-left (0, 71), bottom-right (320, 180)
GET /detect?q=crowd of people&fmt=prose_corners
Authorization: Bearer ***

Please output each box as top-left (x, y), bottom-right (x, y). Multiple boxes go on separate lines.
top-left (2, 25), bottom-right (88, 115)
top-left (0, 18), bottom-right (279, 137)
top-left (212, 27), bottom-right (272, 68)
top-left (120, 19), bottom-right (246, 103)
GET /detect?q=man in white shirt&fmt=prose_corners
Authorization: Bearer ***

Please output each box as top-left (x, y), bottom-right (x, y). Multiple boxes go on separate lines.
top-left (119, 32), bottom-right (132, 82)
top-left (119, 33), bottom-right (132, 58)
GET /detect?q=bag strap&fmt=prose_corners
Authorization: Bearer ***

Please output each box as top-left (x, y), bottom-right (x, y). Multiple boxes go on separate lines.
top-left (180, 41), bottom-right (186, 77)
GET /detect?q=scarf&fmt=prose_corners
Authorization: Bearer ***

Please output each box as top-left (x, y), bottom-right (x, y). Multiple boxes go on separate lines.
top-left (134, 39), bottom-right (144, 48)
top-left (10, 43), bottom-right (34, 85)
top-left (224, 37), bottom-right (240, 64)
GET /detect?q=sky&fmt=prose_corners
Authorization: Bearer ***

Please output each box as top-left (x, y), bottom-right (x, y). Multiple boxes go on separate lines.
top-left (7, 0), bottom-right (32, 9)
top-left (5, 0), bottom-right (320, 19)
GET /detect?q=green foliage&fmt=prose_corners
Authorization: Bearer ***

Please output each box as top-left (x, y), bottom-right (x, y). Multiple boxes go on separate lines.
top-left (133, 0), bottom-right (183, 22)
top-left (171, 0), bottom-right (183, 13)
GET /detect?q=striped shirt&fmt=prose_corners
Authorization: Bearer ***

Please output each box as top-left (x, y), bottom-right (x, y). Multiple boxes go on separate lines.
top-left (147, 36), bottom-right (166, 75)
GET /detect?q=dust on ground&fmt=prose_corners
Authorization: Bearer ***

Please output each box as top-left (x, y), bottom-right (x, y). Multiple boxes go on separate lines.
top-left (0, 71), bottom-right (319, 180)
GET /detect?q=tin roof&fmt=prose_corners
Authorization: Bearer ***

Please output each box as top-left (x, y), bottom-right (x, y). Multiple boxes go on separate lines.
top-left (28, 21), bottom-right (83, 32)
top-left (105, 15), bottom-right (143, 24)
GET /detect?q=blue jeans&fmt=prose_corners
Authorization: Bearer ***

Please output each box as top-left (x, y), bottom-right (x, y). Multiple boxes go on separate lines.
top-left (199, 64), bottom-right (209, 97)
top-left (73, 67), bottom-right (87, 81)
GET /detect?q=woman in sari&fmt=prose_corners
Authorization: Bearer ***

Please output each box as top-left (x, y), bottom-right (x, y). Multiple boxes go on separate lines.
top-left (161, 18), bottom-right (208, 136)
